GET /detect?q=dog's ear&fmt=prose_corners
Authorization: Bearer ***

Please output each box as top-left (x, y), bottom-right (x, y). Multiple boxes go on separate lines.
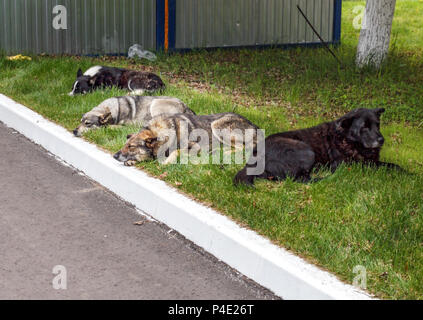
top-left (145, 136), bottom-right (158, 149)
top-left (77, 68), bottom-right (83, 77)
top-left (336, 115), bottom-right (354, 131)
top-left (373, 108), bottom-right (385, 118)
top-left (335, 109), bottom-right (362, 131)
top-left (99, 110), bottom-right (113, 125)
top-left (139, 129), bottom-right (158, 148)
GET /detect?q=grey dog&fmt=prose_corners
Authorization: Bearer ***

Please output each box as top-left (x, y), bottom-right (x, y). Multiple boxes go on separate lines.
top-left (73, 95), bottom-right (195, 136)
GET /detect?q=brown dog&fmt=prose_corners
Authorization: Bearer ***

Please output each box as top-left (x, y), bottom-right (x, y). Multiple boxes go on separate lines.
top-left (114, 112), bottom-right (260, 166)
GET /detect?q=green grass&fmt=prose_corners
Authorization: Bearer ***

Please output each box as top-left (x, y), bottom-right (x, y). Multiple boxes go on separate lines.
top-left (1, 0), bottom-right (422, 299)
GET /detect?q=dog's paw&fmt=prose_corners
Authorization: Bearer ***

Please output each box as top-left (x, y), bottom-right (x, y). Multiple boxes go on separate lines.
top-left (124, 160), bottom-right (137, 166)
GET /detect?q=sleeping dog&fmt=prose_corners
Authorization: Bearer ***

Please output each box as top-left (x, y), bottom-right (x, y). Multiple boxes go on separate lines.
top-left (234, 108), bottom-right (401, 185)
top-left (73, 96), bottom-right (195, 137)
top-left (113, 112), bottom-right (260, 166)
top-left (68, 65), bottom-right (165, 96)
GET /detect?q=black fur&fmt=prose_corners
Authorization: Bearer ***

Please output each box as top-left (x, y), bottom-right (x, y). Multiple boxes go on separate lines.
top-left (69, 66), bottom-right (165, 95)
top-left (234, 108), bottom-right (401, 186)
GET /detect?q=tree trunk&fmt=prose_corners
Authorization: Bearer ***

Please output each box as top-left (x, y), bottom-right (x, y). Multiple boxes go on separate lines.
top-left (356, 0), bottom-right (396, 69)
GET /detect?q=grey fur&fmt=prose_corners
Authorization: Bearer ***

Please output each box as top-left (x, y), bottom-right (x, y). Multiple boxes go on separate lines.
top-left (73, 96), bottom-right (195, 136)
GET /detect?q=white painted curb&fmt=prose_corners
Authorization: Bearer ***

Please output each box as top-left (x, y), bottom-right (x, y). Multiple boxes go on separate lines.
top-left (0, 94), bottom-right (373, 300)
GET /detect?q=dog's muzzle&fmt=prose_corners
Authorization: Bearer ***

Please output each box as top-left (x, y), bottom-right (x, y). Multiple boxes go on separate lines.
top-left (114, 151), bottom-right (126, 162)
top-left (73, 128), bottom-right (81, 137)
top-left (370, 137), bottom-right (385, 149)
top-left (73, 125), bottom-right (89, 137)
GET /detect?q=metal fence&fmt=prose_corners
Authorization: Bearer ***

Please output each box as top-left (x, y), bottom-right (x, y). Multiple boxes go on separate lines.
top-left (0, 0), bottom-right (341, 55)
top-left (0, 0), bottom-right (156, 55)
top-left (175, 0), bottom-right (336, 49)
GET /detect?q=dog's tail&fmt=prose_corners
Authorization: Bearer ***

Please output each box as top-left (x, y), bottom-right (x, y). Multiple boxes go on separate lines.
top-left (129, 73), bottom-right (166, 93)
top-left (182, 102), bottom-right (196, 115)
top-left (148, 73), bottom-right (166, 92)
top-left (233, 166), bottom-right (255, 186)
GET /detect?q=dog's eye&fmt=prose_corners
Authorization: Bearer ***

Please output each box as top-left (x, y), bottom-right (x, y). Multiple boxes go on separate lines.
top-left (85, 121), bottom-right (92, 125)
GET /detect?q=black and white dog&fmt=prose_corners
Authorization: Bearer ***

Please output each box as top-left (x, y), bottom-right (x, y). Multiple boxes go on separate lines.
top-left (68, 65), bottom-right (165, 96)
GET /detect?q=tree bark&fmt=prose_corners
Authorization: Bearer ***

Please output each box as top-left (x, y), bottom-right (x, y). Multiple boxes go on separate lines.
top-left (356, 0), bottom-right (396, 69)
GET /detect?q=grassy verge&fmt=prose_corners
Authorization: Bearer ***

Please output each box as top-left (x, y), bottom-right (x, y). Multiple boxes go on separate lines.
top-left (0, 1), bottom-right (422, 299)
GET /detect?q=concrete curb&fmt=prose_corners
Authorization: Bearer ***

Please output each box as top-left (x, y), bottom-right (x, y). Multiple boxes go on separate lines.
top-left (0, 94), bottom-right (373, 300)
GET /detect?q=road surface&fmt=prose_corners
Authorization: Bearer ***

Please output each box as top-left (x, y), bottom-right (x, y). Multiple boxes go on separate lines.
top-left (0, 121), bottom-right (277, 300)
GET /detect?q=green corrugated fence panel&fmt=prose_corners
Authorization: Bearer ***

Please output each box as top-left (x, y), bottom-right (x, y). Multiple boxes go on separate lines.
top-left (175, 0), bottom-right (335, 49)
top-left (0, 0), bottom-right (156, 55)
top-left (0, 0), bottom-right (337, 54)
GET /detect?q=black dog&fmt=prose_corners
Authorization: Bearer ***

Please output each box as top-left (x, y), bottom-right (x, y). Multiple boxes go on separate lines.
top-left (234, 108), bottom-right (400, 185)
top-left (69, 65), bottom-right (165, 96)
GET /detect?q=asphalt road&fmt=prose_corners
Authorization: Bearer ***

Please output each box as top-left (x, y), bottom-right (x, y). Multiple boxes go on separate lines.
top-left (0, 122), bottom-right (277, 300)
